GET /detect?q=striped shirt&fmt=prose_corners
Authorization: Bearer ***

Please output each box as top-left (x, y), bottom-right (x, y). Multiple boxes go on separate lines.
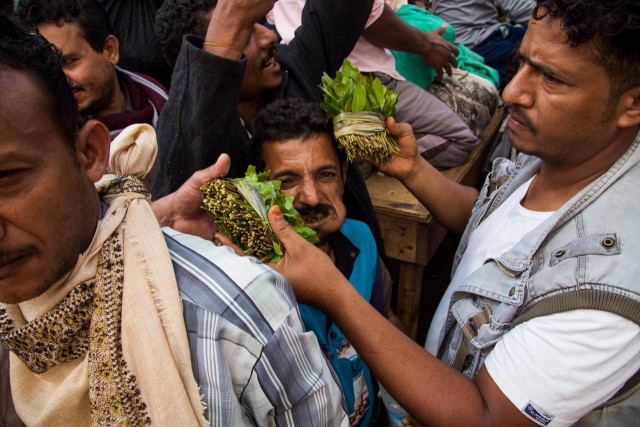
top-left (163, 228), bottom-right (349, 426)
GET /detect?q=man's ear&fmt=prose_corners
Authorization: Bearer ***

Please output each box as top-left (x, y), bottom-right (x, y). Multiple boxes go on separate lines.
top-left (615, 86), bottom-right (640, 128)
top-left (341, 161), bottom-right (348, 191)
top-left (102, 34), bottom-right (120, 66)
top-left (76, 119), bottom-right (110, 183)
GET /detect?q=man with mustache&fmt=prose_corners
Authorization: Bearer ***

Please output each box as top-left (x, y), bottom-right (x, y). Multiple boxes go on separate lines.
top-left (225, 98), bottom-right (404, 427)
top-left (264, 0), bottom-right (640, 425)
top-left (0, 15), bottom-right (347, 426)
top-left (18, 0), bottom-right (168, 140)
top-left (151, 0), bottom-right (457, 266)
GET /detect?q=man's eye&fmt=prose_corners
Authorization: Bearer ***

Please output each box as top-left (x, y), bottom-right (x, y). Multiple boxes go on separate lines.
top-left (280, 179), bottom-right (295, 189)
top-left (319, 172), bottom-right (336, 179)
top-left (543, 73), bottom-right (562, 85)
top-left (0, 169), bottom-right (19, 180)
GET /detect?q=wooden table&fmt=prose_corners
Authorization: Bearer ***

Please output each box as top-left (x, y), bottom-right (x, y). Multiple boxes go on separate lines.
top-left (365, 108), bottom-right (504, 340)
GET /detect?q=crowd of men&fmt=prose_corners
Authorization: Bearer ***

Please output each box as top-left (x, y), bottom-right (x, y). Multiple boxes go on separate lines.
top-left (1, 0), bottom-right (639, 426)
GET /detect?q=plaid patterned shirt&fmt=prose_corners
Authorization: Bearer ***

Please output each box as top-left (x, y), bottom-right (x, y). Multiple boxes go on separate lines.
top-left (163, 228), bottom-right (348, 426)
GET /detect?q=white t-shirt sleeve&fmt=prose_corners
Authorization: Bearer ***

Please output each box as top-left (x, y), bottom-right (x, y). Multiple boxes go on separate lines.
top-left (485, 309), bottom-right (640, 426)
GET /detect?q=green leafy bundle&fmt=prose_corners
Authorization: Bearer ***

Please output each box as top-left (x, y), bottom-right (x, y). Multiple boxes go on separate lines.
top-left (201, 166), bottom-right (319, 262)
top-left (320, 59), bottom-right (401, 163)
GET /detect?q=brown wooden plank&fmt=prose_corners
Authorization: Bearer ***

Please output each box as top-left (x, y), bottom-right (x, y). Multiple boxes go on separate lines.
top-left (365, 173), bottom-right (432, 223)
top-left (396, 261), bottom-right (425, 339)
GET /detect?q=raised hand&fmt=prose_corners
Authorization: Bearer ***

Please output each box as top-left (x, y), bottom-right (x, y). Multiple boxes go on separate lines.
top-left (370, 117), bottom-right (424, 183)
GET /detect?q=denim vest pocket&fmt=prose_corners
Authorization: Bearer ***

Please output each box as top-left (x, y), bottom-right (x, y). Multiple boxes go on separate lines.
top-left (450, 259), bottom-right (529, 352)
top-left (549, 233), bottom-right (620, 267)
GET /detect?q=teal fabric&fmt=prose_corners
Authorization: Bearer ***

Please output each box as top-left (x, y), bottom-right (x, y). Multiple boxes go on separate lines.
top-left (455, 44), bottom-right (500, 88)
top-left (391, 5), bottom-right (500, 88)
top-left (299, 219), bottom-right (377, 426)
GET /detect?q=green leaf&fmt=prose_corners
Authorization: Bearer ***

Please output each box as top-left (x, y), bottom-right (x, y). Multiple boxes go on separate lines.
top-left (334, 82), bottom-right (350, 98)
top-left (352, 82), bottom-right (366, 112)
top-left (273, 241), bottom-right (283, 256)
top-left (372, 78), bottom-right (385, 107)
top-left (319, 59), bottom-right (400, 117)
top-left (341, 59), bottom-right (359, 80)
top-left (321, 101), bottom-right (341, 118)
top-left (293, 225), bottom-right (320, 244)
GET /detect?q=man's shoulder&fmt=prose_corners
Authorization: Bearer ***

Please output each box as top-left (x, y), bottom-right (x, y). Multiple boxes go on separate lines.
top-left (339, 218), bottom-right (375, 243)
top-left (340, 217), bottom-right (372, 233)
top-left (161, 228), bottom-right (297, 341)
top-left (116, 66), bottom-right (169, 98)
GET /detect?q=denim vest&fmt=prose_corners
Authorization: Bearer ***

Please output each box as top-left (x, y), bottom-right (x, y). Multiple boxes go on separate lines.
top-left (436, 132), bottom-right (640, 424)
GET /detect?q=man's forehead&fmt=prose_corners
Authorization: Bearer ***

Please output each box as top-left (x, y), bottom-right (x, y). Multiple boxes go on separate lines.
top-left (264, 134), bottom-right (340, 169)
top-left (38, 21), bottom-right (86, 51)
top-left (0, 70), bottom-right (68, 153)
top-left (520, 15), bottom-right (602, 74)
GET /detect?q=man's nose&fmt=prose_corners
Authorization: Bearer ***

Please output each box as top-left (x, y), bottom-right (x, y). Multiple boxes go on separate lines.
top-left (254, 23), bottom-right (277, 48)
top-left (502, 64), bottom-right (534, 109)
top-left (297, 180), bottom-right (320, 207)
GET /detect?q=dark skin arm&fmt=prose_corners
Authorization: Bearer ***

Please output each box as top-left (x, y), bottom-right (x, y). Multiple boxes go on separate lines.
top-left (266, 205), bottom-right (536, 427)
top-left (363, 4), bottom-right (458, 80)
top-left (201, 0), bottom-right (276, 59)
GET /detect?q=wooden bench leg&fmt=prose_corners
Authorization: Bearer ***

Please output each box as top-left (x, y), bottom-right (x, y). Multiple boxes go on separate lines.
top-left (396, 261), bottom-right (425, 341)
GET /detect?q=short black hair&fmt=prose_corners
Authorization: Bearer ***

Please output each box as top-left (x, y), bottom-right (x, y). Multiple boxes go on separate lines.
top-left (18, 0), bottom-right (113, 52)
top-left (534, 0), bottom-right (640, 115)
top-left (249, 98), bottom-right (346, 170)
top-left (155, 0), bottom-right (218, 67)
top-left (0, 13), bottom-right (79, 146)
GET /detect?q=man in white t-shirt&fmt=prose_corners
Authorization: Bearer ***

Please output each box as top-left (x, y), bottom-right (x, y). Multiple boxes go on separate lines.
top-left (260, 0), bottom-right (640, 425)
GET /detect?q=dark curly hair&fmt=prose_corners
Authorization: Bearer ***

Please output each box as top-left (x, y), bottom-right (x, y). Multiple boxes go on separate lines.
top-left (155, 0), bottom-right (218, 67)
top-left (249, 98), bottom-right (346, 171)
top-left (534, 0), bottom-right (640, 114)
top-left (0, 13), bottom-right (79, 147)
top-left (18, 0), bottom-right (112, 53)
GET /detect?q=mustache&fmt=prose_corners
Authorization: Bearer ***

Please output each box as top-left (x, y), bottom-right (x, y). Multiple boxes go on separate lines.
top-left (69, 83), bottom-right (84, 91)
top-left (267, 44), bottom-right (277, 59)
top-left (261, 45), bottom-right (277, 65)
top-left (0, 246), bottom-right (37, 264)
top-left (509, 105), bottom-right (536, 133)
top-left (297, 204), bottom-right (335, 219)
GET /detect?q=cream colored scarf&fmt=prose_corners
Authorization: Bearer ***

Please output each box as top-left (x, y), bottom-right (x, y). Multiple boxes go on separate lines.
top-left (0, 125), bottom-right (207, 426)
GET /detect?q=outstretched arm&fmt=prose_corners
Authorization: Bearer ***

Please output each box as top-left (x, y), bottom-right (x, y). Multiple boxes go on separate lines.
top-left (267, 206), bottom-right (536, 427)
top-left (363, 4), bottom-right (458, 80)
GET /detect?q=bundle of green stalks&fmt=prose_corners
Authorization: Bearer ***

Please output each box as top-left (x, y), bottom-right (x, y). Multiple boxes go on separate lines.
top-left (201, 166), bottom-right (318, 262)
top-left (320, 59), bottom-right (401, 163)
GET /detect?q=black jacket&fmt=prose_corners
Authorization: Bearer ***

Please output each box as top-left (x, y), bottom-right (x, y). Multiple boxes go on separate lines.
top-left (153, 0), bottom-right (387, 261)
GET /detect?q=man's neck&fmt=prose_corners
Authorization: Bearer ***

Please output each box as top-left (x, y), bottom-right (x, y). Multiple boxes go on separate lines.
top-left (100, 74), bottom-right (127, 117)
top-left (237, 98), bottom-right (265, 133)
top-left (523, 128), bottom-right (639, 211)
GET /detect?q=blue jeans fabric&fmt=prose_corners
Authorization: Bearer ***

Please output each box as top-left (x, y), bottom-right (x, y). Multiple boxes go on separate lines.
top-left (472, 24), bottom-right (526, 88)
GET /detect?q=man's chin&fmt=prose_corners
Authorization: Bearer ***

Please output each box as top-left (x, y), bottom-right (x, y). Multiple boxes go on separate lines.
top-left (307, 222), bottom-right (341, 241)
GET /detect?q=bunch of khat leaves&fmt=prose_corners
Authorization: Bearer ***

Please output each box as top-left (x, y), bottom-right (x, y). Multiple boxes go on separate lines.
top-left (201, 166), bottom-right (319, 262)
top-left (320, 59), bottom-right (401, 163)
